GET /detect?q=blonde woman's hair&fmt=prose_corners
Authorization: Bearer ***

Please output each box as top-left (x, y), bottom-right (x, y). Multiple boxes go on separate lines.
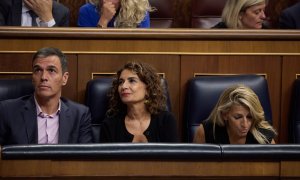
top-left (87, 0), bottom-right (154, 28)
top-left (207, 84), bottom-right (277, 144)
top-left (221, 0), bottom-right (266, 28)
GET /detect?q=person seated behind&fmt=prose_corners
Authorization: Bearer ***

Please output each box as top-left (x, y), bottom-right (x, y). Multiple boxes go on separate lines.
top-left (213, 0), bottom-right (267, 29)
top-left (100, 61), bottom-right (178, 143)
top-left (0, 0), bottom-right (70, 27)
top-left (279, 2), bottom-right (300, 29)
top-left (0, 47), bottom-right (92, 145)
top-left (193, 84), bottom-right (277, 144)
top-left (78, 0), bottom-right (153, 28)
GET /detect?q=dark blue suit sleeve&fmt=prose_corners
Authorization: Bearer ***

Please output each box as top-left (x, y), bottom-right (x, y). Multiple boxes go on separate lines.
top-left (279, 11), bottom-right (295, 29)
top-left (0, 1), bottom-right (9, 26)
top-left (78, 107), bottom-right (93, 143)
top-left (52, 1), bottom-right (70, 27)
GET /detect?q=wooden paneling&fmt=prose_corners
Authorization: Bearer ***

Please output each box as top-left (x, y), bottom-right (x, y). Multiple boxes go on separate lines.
top-left (281, 56), bottom-right (300, 143)
top-left (0, 158), bottom-right (282, 178)
top-left (0, 28), bottom-right (299, 54)
top-left (0, 53), bottom-right (33, 73)
top-left (62, 55), bottom-right (78, 101)
top-left (281, 161), bottom-right (300, 177)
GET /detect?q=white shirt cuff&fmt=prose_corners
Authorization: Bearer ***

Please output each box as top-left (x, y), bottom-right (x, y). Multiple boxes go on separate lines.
top-left (38, 18), bottom-right (56, 27)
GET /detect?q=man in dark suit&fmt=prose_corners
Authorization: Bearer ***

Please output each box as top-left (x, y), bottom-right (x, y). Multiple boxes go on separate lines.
top-left (0, 0), bottom-right (69, 27)
top-left (279, 2), bottom-right (300, 29)
top-left (0, 47), bottom-right (92, 145)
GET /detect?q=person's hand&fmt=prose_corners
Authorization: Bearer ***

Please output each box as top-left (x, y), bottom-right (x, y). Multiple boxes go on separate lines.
top-left (24, 0), bottom-right (53, 22)
top-left (132, 134), bottom-right (148, 143)
top-left (97, 0), bottom-right (117, 27)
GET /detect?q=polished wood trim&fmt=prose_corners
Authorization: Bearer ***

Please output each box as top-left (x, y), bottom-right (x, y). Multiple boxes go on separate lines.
top-left (0, 40), bottom-right (299, 54)
top-left (0, 72), bottom-right (32, 75)
top-left (1, 51), bottom-right (300, 56)
top-left (0, 28), bottom-right (299, 55)
top-left (0, 27), bottom-right (300, 40)
top-left (91, 73), bottom-right (116, 80)
top-left (91, 73), bottom-right (165, 80)
top-left (194, 73), bottom-right (268, 79)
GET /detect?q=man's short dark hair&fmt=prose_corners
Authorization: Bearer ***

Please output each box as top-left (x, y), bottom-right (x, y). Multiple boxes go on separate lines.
top-left (32, 47), bottom-right (68, 73)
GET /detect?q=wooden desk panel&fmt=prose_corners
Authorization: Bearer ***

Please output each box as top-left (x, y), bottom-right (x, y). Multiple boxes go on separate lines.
top-left (281, 57), bottom-right (300, 143)
top-left (2, 143), bottom-right (300, 179)
top-left (0, 28), bottom-right (300, 54)
top-left (281, 161), bottom-right (300, 178)
top-left (0, 159), bottom-right (280, 178)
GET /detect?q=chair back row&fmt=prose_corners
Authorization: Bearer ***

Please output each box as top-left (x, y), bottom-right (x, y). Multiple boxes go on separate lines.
top-left (0, 79), bottom-right (34, 101)
top-left (1, 75), bottom-right (299, 143)
top-left (149, 0), bottom-right (227, 28)
top-left (183, 75), bottom-right (272, 142)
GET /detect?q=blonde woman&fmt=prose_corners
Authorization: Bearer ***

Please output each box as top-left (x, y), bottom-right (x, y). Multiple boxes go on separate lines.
top-left (213, 0), bottom-right (267, 28)
top-left (193, 85), bottom-right (277, 144)
top-left (78, 0), bottom-right (152, 28)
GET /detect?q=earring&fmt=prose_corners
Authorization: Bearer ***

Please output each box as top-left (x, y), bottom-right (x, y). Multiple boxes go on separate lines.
top-left (144, 99), bottom-right (150, 105)
top-left (144, 94), bottom-right (150, 105)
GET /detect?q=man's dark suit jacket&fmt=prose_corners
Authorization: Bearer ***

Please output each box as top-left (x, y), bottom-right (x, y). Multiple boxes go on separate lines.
top-left (0, 0), bottom-right (70, 26)
top-left (0, 95), bottom-right (93, 145)
top-left (279, 2), bottom-right (300, 29)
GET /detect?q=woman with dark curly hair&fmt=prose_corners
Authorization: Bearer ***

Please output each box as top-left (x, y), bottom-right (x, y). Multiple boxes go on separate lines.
top-left (100, 61), bottom-right (178, 143)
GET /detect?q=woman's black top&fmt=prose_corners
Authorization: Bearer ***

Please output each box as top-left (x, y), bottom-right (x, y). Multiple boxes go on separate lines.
top-left (100, 111), bottom-right (179, 143)
top-left (212, 22), bottom-right (228, 28)
top-left (202, 120), bottom-right (275, 144)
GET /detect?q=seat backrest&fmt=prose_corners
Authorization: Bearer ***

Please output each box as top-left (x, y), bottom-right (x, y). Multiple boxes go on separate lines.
top-left (183, 74), bottom-right (272, 142)
top-left (85, 78), bottom-right (112, 143)
top-left (190, 0), bottom-right (227, 28)
top-left (289, 78), bottom-right (300, 143)
top-left (149, 0), bottom-right (174, 28)
top-left (85, 77), bottom-right (172, 143)
top-left (0, 79), bottom-right (34, 101)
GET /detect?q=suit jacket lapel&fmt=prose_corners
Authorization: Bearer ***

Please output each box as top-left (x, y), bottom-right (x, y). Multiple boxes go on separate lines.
top-left (11, 0), bottom-right (22, 26)
top-left (58, 100), bottom-right (72, 143)
top-left (22, 95), bottom-right (38, 144)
